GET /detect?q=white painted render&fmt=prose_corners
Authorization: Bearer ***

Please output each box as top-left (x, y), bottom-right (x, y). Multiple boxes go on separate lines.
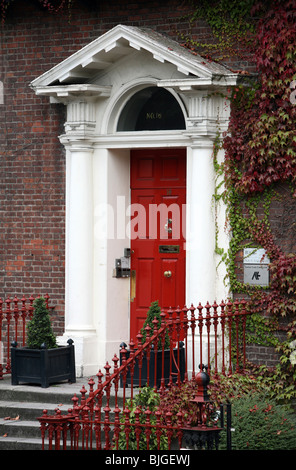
top-left (31, 26), bottom-right (237, 376)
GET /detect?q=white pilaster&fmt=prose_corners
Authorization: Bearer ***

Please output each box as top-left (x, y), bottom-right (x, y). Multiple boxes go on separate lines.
top-left (66, 143), bottom-right (94, 333)
top-left (58, 140), bottom-right (98, 377)
top-left (57, 95), bottom-right (99, 377)
top-left (186, 137), bottom-right (216, 306)
top-left (183, 89), bottom-right (230, 306)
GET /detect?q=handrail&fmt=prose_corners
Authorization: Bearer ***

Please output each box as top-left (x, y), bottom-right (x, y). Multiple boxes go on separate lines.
top-left (38, 299), bottom-right (250, 450)
top-left (83, 315), bottom-right (170, 409)
top-left (81, 299), bottom-right (249, 409)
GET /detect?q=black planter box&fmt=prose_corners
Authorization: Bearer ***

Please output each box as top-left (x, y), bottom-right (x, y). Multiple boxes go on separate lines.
top-left (11, 339), bottom-right (76, 388)
top-left (120, 344), bottom-right (185, 388)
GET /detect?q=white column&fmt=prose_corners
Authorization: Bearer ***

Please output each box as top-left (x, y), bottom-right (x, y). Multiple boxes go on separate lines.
top-left (54, 95), bottom-right (102, 376)
top-left (184, 137), bottom-right (216, 375)
top-left (186, 137), bottom-right (217, 306)
top-left (66, 143), bottom-right (94, 333)
top-left (184, 89), bottom-right (230, 306)
top-left (58, 141), bottom-right (98, 377)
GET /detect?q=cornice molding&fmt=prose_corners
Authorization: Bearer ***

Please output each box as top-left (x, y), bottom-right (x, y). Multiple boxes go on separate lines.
top-left (31, 25), bottom-right (235, 88)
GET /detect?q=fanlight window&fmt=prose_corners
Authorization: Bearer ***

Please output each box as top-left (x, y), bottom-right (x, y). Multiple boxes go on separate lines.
top-left (117, 87), bottom-right (185, 131)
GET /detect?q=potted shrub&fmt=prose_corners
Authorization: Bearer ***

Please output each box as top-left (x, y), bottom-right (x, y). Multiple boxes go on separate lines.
top-left (11, 297), bottom-right (75, 388)
top-left (120, 300), bottom-right (185, 387)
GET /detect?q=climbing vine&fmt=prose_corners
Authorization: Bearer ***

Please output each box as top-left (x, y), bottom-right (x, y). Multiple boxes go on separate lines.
top-left (219, 0), bottom-right (296, 399)
top-left (187, 0), bottom-right (296, 399)
top-left (223, 1), bottom-right (296, 294)
top-left (181, 0), bottom-right (258, 62)
top-left (183, 3), bottom-right (296, 397)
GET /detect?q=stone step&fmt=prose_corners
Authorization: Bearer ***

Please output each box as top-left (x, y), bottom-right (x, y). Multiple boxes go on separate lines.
top-left (0, 376), bottom-right (128, 450)
top-left (0, 394), bottom-right (71, 449)
top-left (0, 417), bottom-right (41, 439)
top-left (0, 416), bottom-right (101, 450)
top-left (0, 381), bottom-right (88, 405)
top-left (0, 400), bottom-right (60, 420)
top-left (0, 377), bottom-right (131, 406)
top-left (0, 435), bottom-right (46, 450)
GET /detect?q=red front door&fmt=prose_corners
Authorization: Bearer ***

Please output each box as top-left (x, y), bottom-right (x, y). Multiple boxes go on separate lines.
top-left (130, 149), bottom-right (186, 341)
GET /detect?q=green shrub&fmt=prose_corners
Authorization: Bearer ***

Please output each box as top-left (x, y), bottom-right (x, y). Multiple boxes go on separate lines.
top-left (117, 386), bottom-right (168, 450)
top-left (219, 392), bottom-right (296, 450)
top-left (26, 297), bottom-right (57, 349)
top-left (141, 301), bottom-right (170, 350)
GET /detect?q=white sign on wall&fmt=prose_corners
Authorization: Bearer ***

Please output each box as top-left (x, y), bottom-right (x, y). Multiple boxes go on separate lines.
top-left (243, 248), bottom-right (270, 286)
top-left (243, 248), bottom-right (270, 265)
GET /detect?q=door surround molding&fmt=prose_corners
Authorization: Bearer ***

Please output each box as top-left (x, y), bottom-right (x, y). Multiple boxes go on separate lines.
top-left (31, 25), bottom-right (238, 376)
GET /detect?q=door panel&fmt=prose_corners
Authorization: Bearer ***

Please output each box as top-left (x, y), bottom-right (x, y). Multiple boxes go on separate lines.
top-left (130, 149), bottom-right (186, 342)
top-left (131, 149), bottom-right (186, 189)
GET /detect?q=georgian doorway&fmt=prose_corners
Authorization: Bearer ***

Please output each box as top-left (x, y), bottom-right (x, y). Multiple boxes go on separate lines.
top-left (31, 25), bottom-right (234, 375)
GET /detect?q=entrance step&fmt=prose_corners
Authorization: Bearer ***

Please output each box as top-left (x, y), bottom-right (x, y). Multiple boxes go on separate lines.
top-left (0, 375), bottom-right (105, 450)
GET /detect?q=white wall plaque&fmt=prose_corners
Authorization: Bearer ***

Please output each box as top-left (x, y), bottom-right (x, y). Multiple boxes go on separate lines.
top-left (244, 264), bottom-right (269, 286)
top-left (243, 248), bottom-right (270, 265)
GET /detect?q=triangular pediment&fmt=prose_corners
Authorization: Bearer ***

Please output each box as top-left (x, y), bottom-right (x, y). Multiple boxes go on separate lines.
top-left (31, 24), bottom-right (234, 89)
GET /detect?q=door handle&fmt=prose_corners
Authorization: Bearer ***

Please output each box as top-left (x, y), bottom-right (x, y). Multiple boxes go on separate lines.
top-left (164, 270), bottom-right (172, 278)
top-left (164, 223), bottom-right (172, 233)
top-left (164, 218), bottom-right (172, 233)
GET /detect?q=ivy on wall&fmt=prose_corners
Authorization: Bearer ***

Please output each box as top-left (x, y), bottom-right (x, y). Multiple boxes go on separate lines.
top-left (223, 2), bottom-right (296, 304)
top-left (182, 0), bottom-right (258, 62)
top-left (183, 0), bottom-right (296, 399)
top-left (215, 0), bottom-right (296, 399)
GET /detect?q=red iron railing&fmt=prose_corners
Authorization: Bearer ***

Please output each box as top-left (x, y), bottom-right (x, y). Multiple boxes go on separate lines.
top-left (38, 299), bottom-right (250, 451)
top-left (0, 294), bottom-right (50, 379)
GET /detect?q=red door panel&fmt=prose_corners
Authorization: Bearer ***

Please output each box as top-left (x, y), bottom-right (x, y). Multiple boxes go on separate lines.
top-left (130, 149), bottom-right (186, 342)
top-left (131, 149), bottom-right (186, 189)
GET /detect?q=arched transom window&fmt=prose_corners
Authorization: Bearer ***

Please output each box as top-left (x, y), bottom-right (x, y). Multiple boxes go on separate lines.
top-left (117, 86), bottom-right (185, 131)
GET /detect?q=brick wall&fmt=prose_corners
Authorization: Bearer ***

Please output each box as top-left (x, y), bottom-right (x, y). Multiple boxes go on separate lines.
top-left (0, 0), bottom-right (258, 335)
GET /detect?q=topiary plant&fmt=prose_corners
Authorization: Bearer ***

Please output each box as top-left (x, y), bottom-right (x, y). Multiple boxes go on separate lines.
top-left (140, 300), bottom-right (170, 350)
top-left (26, 297), bottom-right (57, 349)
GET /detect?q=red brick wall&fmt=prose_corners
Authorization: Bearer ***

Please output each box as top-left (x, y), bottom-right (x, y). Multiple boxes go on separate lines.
top-left (0, 0), bottom-right (257, 335)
